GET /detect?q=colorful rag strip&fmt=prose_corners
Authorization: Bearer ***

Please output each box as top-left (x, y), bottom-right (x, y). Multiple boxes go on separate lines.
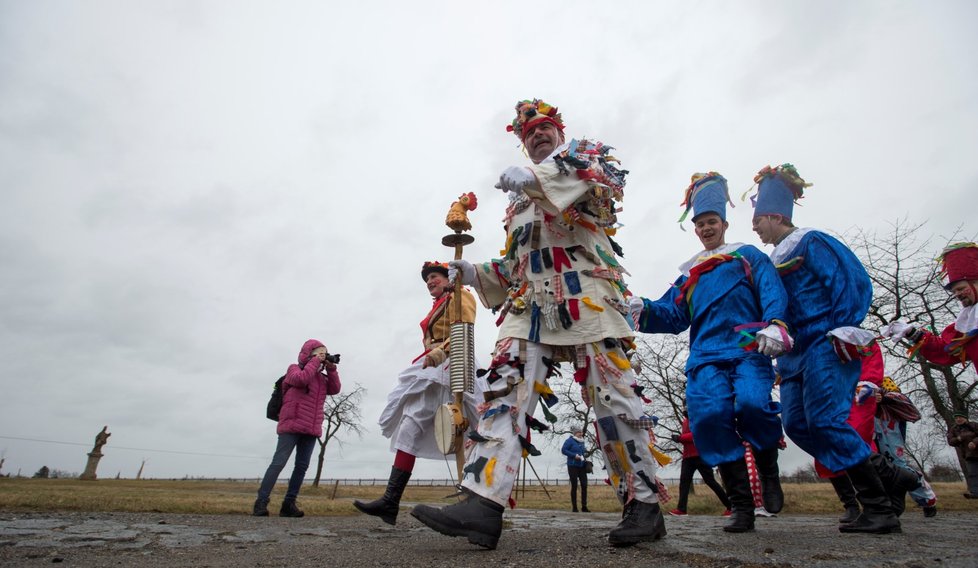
top-left (733, 322), bottom-right (769, 351)
top-left (775, 256), bottom-right (805, 276)
top-left (946, 329), bottom-right (978, 362)
top-left (677, 252), bottom-right (751, 315)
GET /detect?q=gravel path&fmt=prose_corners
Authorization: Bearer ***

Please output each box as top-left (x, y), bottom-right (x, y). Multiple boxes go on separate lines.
top-left (1, 504), bottom-right (974, 568)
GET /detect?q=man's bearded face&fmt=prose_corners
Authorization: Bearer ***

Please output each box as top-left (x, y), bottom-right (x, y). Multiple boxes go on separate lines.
top-left (949, 280), bottom-right (977, 307)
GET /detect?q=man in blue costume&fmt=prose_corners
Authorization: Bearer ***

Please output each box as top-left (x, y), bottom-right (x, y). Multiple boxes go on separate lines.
top-left (749, 164), bottom-right (919, 534)
top-left (629, 172), bottom-right (790, 533)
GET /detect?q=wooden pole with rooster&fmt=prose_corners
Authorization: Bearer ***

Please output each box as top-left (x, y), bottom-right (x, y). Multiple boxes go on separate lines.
top-left (434, 192), bottom-right (478, 484)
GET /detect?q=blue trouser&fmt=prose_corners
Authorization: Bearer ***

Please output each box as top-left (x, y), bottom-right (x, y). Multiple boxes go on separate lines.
top-left (686, 356), bottom-right (783, 467)
top-left (257, 432), bottom-right (317, 502)
top-left (780, 339), bottom-right (870, 472)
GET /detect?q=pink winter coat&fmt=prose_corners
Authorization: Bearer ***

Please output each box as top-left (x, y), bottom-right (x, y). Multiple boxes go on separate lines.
top-left (277, 339), bottom-right (341, 437)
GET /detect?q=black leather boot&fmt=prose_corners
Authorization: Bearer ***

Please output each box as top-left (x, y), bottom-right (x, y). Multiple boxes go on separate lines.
top-left (752, 447), bottom-right (784, 514)
top-left (839, 457), bottom-right (900, 534)
top-left (410, 488), bottom-right (504, 549)
top-left (252, 498), bottom-right (269, 517)
top-left (354, 466), bottom-right (411, 525)
top-left (717, 459), bottom-right (755, 533)
top-left (870, 453), bottom-right (921, 518)
top-left (279, 499), bottom-right (305, 518)
top-left (607, 500), bottom-right (666, 547)
top-left (829, 475), bottom-right (860, 524)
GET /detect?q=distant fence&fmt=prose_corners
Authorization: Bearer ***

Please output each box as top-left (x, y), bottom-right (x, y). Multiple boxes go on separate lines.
top-left (186, 475), bottom-right (823, 486)
top-left (216, 477), bottom-right (700, 487)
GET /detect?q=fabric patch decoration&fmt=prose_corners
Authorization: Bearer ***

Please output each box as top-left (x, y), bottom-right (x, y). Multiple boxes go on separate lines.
top-left (463, 456), bottom-right (489, 483)
top-left (594, 387), bottom-right (615, 411)
top-left (484, 457), bottom-right (496, 487)
top-left (616, 413), bottom-right (658, 430)
top-left (597, 415), bottom-right (620, 441)
top-left (624, 440), bottom-right (642, 463)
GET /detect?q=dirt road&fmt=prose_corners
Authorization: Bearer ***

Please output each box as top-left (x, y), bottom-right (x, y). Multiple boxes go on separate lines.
top-left (1, 505), bottom-right (974, 567)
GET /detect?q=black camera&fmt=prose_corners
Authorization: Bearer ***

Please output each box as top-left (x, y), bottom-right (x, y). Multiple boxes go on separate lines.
top-left (325, 353), bottom-right (341, 364)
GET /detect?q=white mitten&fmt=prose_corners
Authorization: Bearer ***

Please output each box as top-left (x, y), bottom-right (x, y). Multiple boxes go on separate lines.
top-left (494, 166), bottom-right (538, 194)
top-left (756, 324), bottom-right (791, 357)
top-left (628, 296), bottom-right (645, 327)
top-left (448, 259), bottom-right (477, 287)
top-left (881, 320), bottom-right (918, 343)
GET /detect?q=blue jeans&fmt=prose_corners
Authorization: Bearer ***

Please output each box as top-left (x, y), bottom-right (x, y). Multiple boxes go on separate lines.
top-left (257, 433), bottom-right (317, 502)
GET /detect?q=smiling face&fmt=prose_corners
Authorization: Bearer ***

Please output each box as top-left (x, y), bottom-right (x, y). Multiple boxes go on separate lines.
top-left (425, 271), bottom-right (450, 299)
top-left (949, 280), bottom-right (977, 307)
top-left (524, 121), bottom-right (564, 163)
top-left (693, 213), bottom-right (728, 251)
top-left (752, 214), bottom-right (789, 245)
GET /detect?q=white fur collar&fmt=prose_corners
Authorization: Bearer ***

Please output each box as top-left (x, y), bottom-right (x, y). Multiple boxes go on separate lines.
top-left (770, 228), bottom-right (814, 265)
top-left (678, 243), bottom-right (745, 277)
top-left (956, 304), bottom-right (978, 334)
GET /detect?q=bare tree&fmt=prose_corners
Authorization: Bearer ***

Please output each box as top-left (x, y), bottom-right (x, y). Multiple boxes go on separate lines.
top-left (547, 371), bottom-right (596, 459)
top-left (545, 334), bottom-right (688, 462)
top-left (903, 419), bottom-right (949, 477)
top-left (313, 384), bottom-right (366, 486)
top-left (848, 218), bottom-right (978, 473)
top-left (631, 333), bottom-right (692, 457)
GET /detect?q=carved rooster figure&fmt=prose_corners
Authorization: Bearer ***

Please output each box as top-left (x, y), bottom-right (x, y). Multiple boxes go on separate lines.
top-left (445, 192), bottom-right (478, 232)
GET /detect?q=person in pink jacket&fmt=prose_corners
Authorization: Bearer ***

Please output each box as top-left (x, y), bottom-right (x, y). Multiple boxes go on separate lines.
top-left (253, 339), bottom-right (341, 517)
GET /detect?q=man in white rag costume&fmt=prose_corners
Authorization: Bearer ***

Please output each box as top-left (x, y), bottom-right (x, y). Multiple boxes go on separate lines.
top-left (412, 99), bottom-right (665, 549)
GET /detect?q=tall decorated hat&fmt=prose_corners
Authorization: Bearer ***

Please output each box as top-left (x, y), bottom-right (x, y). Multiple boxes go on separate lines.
top-left (750, 163), bottom-right (811, 220)
top-left (421, 261), bottom-right (449, 281)
top-left (937, 242), bottom-right (978, 288)
top-left (679, 172), bottom-right (731, 224)
top-left (506, 98), bottom-right (564, 141)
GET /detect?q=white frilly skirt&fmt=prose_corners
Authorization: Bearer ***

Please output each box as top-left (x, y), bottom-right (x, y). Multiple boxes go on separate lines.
top-left (378, 357), bottom-right (486, 460)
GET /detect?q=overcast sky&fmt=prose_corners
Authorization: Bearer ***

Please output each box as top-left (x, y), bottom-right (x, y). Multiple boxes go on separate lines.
top-left (2, 1), bottom-right (976, 484)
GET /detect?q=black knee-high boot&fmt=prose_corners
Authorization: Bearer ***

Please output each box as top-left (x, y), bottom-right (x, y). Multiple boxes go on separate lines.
top-left (869, 453), bottom-right (920, 518)
top-left (354, 466), bottom-right (412, 525)
top-left (839, 457), bottom-right (900, 534)
top-left (829, 475), bottom-right (860, 524)
top-left (718, 459), bottom-right (755, 533)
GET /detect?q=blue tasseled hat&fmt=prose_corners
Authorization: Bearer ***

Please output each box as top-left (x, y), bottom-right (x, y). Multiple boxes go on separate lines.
top-left (679, 172), bottom-right (731, 224)
top-left (750, 164), bottom-right (810, 220)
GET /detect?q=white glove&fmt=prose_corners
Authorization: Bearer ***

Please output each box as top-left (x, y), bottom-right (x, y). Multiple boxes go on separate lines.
top-left (575, 455), bottom-right (583, 461)
top-left (448, 259), bottom-right (476, 287)
top-left (881, 320), bottom-right (918, 343)
top-left (494, 166), bottom-right (537, 195)
top-left (628, 297), bottom-right (645, 327)
top-left (756, 325), bottom-right (790, 357)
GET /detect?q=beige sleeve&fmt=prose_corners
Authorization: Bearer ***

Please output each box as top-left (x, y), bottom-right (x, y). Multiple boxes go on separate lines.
top-left (527, 159), bottom-right (590, 213)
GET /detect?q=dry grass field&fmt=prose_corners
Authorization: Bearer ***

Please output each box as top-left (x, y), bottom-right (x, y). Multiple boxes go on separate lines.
top-left (1, 478), bottom-right (974, 516)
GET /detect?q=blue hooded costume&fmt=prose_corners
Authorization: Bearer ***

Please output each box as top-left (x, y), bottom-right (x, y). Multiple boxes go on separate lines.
top-left (752, 165), bottom-right (873, 472)
top-left (634, 173), bottom-right (787, 466)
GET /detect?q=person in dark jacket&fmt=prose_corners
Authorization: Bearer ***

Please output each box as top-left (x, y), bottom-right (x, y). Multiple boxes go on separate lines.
top-left (947, 411), bottom-right (978, 498)
top-left (670, 411), bottom-right (732, 516)
top-left (562, 428), bottom-right (589, 512)
top-left (253, 339), bottom-right (341, 517)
